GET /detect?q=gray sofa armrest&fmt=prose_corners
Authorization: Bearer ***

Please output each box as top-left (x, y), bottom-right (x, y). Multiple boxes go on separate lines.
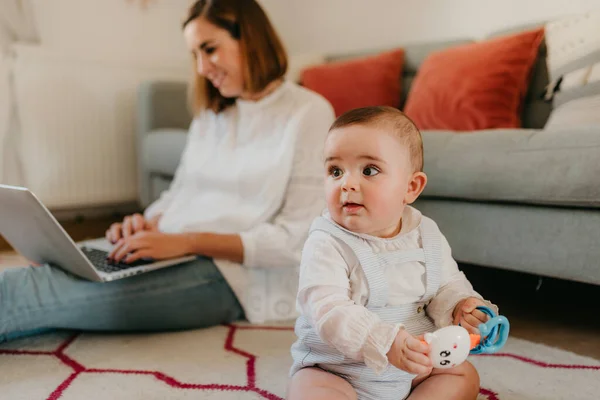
top-left (136, 81), bottom-right (192, 208)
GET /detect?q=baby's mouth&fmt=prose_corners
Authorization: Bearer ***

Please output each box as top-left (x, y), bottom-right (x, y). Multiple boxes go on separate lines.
top-left (342, 202), bottom-right (364, 212)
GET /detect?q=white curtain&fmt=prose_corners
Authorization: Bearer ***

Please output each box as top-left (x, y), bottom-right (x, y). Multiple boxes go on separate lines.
top-left (0, 0), bottom-right (39, 185)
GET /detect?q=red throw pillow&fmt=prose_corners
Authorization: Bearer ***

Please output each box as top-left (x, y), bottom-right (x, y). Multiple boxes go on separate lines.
top-left (404, 28), bottom-right (544, 131)
top-left (301, 49), bottom-right (404, 117)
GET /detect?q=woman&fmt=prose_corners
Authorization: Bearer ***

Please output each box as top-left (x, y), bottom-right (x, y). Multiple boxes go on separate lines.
top-left (0, 0), bottom-right (334, 342)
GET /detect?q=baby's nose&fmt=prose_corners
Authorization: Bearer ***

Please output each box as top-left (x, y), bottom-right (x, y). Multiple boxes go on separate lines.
top-left (341, 175), bottom-right (359, 191)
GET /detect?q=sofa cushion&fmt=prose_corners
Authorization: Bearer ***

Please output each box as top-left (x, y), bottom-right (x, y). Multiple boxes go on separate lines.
top-left (420, 127), bottom-right (600, 207)
top-left (325, 39), bottom-right (473, 110)
top-left (404, 28), bottom-right (544, 131)
top-left (142, 129), bottom-right (187, 176)
top-left (301, 49), bottom-right (404, 117)
top-left (544, 10), bottom-right (600, 129)
top-left (545, 93), bottom-right (600, 129)
top-left (485, 23), bottom-right (551, 130)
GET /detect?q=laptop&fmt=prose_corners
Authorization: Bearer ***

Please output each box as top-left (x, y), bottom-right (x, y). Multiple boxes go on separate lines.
top-left (0, 184), bottom-right (196, 282)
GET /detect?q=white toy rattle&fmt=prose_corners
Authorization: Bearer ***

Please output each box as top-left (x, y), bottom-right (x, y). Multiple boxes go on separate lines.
top-left (422, 306), bottom-right (510, 369)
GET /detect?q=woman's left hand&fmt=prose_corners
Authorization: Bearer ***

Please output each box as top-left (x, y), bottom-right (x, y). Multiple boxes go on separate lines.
top-left (108, 231), bottom-right (191, 263)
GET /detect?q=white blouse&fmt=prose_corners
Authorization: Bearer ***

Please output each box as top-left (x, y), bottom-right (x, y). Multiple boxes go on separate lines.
top-left (144, 81), bottom-right (335, 323)
top-left (297, 206), bottom-right (497, 373)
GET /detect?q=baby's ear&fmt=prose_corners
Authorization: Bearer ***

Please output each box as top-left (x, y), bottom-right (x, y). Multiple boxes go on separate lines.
top-left (404, 172), bottom-right (427, 205)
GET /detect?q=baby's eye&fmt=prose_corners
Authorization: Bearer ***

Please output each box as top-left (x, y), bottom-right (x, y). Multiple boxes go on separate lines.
top-left (329, 167), bottom-right (343, 178)
top-left (205, 47), bottom-right (216, 55)
top-left (363, 166), bottom-right (379, 176)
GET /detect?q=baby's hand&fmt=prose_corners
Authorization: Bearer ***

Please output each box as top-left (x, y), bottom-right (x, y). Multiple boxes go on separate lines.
top-left (453, 297), bottom-right (489, 334)
top-left (386, 328), bottom-right (432, 375)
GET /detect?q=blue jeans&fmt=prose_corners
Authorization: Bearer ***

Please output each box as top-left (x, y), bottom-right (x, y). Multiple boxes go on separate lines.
top-left (0, 257), bottom-right (244, 343)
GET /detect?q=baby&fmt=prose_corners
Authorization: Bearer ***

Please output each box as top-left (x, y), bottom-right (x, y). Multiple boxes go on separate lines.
top-left (287, 106), bottom-right (497, 400)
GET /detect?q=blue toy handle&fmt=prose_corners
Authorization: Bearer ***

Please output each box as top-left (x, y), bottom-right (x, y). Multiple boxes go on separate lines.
top-left (469, 306), bottom-right (510, 355)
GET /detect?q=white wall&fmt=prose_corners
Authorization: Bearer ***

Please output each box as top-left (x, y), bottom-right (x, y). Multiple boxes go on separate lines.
top-left (262, 0), bottom-right (600, 54)
top-left (29, 0), bottom-right (600, 63)
top-left (12, 45), bottom-right (188, 209)
top-left (29, 0), bottom-right (191, 67)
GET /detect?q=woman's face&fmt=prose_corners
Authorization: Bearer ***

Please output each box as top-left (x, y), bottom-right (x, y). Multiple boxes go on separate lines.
top-left (184, 17), bottom-right (244, 98)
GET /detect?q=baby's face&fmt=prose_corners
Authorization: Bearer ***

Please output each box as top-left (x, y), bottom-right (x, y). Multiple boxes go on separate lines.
top-left (324, 125), bottom-right (415, 238)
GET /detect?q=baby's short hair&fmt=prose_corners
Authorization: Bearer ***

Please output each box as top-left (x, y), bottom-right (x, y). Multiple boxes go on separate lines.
top-left (329, 106), bottom-right (424, 172)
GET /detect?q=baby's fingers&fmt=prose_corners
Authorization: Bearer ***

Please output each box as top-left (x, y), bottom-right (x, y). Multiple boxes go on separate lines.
top-left (403, 346), bottom-right (431, 368)
top-left (470, 308), bottom-right (489, 324)
top-left (464, 313), bottom-right (487, 331)
top-left (459, 316), bottom-right (479, 334)
top-left (406, 335), bottom-right (429, 354)
top-left (401, 357), bottom-right (432, 375)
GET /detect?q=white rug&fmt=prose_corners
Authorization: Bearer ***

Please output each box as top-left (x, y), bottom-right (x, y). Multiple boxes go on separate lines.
top-left (1, 322), bottom-right (598, 400)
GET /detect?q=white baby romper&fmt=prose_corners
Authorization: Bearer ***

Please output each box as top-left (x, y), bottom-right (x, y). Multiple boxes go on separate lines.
top-left (290, 216), bottom-right (443, 400)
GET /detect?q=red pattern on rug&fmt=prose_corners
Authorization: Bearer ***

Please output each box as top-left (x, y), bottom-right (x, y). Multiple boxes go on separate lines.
top-left (0, 324), bottom-right (598, 400)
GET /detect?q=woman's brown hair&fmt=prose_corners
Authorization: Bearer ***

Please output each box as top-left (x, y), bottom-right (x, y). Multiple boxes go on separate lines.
top-left (183, 0), bottom-right (288, 114)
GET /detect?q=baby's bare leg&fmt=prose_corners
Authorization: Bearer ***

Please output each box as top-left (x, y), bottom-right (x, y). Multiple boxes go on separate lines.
top-left (408, 361), bottom-right (480, 400)
top-left (287, 367), bottom-right (357, 400)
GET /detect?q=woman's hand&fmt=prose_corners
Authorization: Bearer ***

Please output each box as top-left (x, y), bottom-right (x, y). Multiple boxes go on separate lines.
top-left (107, 230), bottom-right (244, 265)
top-left (452, 297), bottom-right (490, 334)
top-left (108, 231), bottom-right (191, 263)
top-left (105, 213), bottom-right (160, 244)
top-left (387, 328), bottom-right (432, 375)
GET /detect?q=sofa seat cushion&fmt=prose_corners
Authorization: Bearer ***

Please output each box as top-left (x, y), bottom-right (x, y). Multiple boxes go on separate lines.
top-left (421, 127), bottom-right (600, 207)
top-left (142, 129), bottom-right (187, 176)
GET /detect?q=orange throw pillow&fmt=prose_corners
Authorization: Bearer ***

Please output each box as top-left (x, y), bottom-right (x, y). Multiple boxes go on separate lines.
top-left (301, 49), bottom-right (404, 117)
top-left (404, 28), bottom-right (544, 131)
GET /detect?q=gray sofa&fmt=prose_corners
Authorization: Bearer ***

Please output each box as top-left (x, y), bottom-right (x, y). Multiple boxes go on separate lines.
top-left (136, 31), bottom-right (600, 286)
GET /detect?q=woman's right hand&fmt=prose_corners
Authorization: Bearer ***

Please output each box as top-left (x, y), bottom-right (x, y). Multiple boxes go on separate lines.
top-left (387, 328), bottom-right (432, 375)
top-left (105, 213), bottom-right (159, 244)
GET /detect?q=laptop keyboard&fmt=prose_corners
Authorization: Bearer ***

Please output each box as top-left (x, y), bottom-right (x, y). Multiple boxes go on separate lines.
top-left (80, 247), bottom-right (154, 274)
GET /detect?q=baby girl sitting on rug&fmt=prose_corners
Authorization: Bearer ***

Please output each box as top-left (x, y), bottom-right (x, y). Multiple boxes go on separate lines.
top-left (287, 106), bottom-right (497, 400)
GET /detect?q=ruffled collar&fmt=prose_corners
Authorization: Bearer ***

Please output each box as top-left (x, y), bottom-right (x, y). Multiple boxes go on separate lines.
top-left (322, 206), bottom-right (423, 251)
